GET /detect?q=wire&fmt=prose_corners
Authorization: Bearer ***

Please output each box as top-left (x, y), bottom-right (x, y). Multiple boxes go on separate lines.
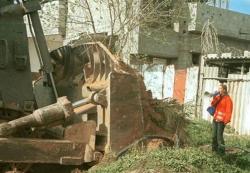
top-left (116, 135), bottom-right (173, 158)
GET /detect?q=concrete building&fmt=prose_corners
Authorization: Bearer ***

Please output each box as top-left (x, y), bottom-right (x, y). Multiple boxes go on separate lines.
top-left (62, 1), bottom-right (250, 69)
top-left (133, 1), bottom-right (250, 69)
top-left (206, 0), bottom-right (229, 9)
top-left (27, 1), bottom-right (250, 71)
top-left (25, 0), bottom-right (250, 100)
top-left (26, 0), bottom-right (67, 72)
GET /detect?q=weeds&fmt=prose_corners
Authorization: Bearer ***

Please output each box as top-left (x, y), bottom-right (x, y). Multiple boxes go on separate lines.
top-left (186, 118), bottom-right (212, 146)
top-left (88, 119), bottom-right (250, 173)
top-left (89, 147), bottom-right (249, 173)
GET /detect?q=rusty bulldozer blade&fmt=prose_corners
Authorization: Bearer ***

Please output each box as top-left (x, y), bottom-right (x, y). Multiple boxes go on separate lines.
top-left (81, 42), bottom-right (170, 153)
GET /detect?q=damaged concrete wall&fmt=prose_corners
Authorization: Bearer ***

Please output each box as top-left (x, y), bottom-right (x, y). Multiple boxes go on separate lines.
top-left (25, 0), bottom-right (65, 36)
top-left (138, 28), bottom-right (179, 58)
top-left (137, 64), bottom-right (199, 105)
top-left (25, 0), bottom-right (65, 72)
top-left (139, 2), bottom-right (250, 69)
top-left (66, 0), bottom-right (104, 41)
top-left (29, 1), bottom-right (250, 70)
top-left (65, 0), bottom-right (140, 62)
top-left (141, 64), bottom-right (175, 99)
top-left (184, 66), bottom-right (199, 104)
top-left (190, 3), bottom-right (250, 41)
top-left (187, 2), bottom-right (250, 55)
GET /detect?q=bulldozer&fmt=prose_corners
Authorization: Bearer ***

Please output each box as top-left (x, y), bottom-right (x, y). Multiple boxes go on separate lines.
top-left (0, 0), bottom-right (171, 172)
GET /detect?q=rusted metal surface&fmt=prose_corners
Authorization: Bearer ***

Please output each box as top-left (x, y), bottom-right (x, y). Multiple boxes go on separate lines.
top-left (0, 138), bottom-right (85, 165)
top-left (64, 121), bottom-right (96, 163)
top-left (82, 42), bottom-right (145, 153)
top-left (82, 42), bottom-right (172, 153)
top-left (64, 121), bottom-right (96, 144)
top-left (0, 41), bottom-right (173, 166)
top-left (73, 103), bottom-right (96, 115)
top-left (0, 97), bottom-right (74, 137)
top-left (0, 0), bottom-right (168, 167)
top-left (0, 121), bottom-right (96, 165)
top-left (50, 45), bottom-right (89, 104)
top-left (106, 72), bottom-right (144, 152)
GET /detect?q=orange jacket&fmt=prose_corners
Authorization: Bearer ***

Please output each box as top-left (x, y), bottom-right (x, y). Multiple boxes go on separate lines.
top-left (211, 94), bottom-right (233, 124)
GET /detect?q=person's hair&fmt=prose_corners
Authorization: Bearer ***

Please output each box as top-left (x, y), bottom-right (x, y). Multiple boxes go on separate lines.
top-left (221, 84), bottom-right (228, 95)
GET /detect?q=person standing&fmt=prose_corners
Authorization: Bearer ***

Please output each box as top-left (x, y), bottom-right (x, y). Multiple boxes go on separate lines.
top-left (211, 84), bottom-right (233, 154)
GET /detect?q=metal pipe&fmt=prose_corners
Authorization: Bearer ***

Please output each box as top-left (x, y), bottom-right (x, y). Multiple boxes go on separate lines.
top-left (0, 97), bottom-right (97, 136)
top-left (0, 97), bottom-right (73, 137)
top-left (72, 98), bottom-right (92, 108)
top-left (74, 104), bottom-right (96, 115)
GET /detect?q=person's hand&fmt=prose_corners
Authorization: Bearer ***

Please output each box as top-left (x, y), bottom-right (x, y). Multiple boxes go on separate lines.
top-left (204, 91), bottom-right (210, 95)
top-left (204, 91), bottom-right (212, 96)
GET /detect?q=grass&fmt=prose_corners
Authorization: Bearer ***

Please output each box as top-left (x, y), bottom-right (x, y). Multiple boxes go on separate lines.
top-left (87, 119), bottom-right (250, 173)
top-left (186, 118), bottom-right (213, 146)
top-left (89, 147), bottom-right (250, 173)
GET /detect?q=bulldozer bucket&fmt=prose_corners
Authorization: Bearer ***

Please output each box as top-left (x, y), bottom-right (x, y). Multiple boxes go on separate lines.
top-left (81, 42), bottom-right (168, 154)
top-left (81, 42), bottom-right (145, 153)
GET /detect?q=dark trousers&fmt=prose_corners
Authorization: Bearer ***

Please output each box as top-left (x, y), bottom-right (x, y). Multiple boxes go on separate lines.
top-left (212, 120), bottom-right (225, 154)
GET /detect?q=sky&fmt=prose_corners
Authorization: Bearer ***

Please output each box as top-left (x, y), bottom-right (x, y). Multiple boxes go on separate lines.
top-left (229, 0), bottom-right (250, 15)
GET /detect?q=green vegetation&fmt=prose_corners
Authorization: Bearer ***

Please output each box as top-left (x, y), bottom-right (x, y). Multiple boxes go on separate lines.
top-left (186, 119), bottom-right (213, 146)
top-left (88, 119), bottom-right (250, 173)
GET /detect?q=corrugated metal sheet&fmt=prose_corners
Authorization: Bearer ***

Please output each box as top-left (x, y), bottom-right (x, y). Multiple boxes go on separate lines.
top-left (204, 53), bottom-right (250, 60)
top-left (184, 66), bottom-right (199, 104)
top-left (163, 65), bottom-right (175, 98)
top-left (141, 64), bottom-right (175, 99)
top-left (204, 56), bottom-right (250, 60)
top-left (201, 66), bottom-right (250, 135)
top-left (141, 65), bottom-right (199, 103)
top-left (201, 67), bottom-right (219, 122)
top-left (143, 64), bottom-right (164, 99)
top-left (228, 74), bottom-right (250, 135)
